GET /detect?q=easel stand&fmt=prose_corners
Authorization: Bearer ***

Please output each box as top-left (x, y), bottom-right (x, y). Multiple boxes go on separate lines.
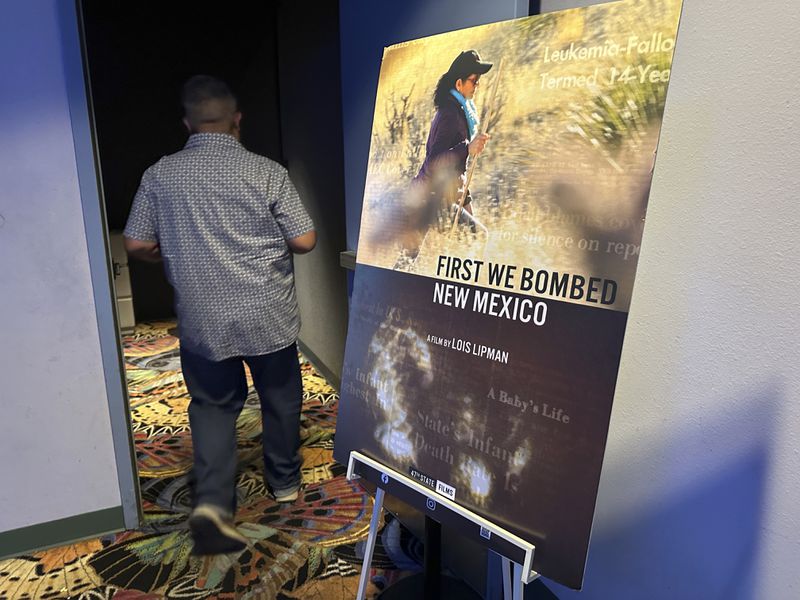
top-left (348, 451), bottom-right (539, 600)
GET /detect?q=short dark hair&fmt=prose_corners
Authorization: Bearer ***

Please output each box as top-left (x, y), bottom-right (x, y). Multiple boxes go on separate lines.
top-left (181, 75), bottom-right (238, 127)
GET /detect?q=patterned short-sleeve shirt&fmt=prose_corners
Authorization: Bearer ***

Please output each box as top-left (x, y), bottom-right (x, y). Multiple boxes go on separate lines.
top-left (124, 133), bottom-right (314, 361)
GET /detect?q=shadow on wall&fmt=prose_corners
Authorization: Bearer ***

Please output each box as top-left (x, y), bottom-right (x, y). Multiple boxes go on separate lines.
top-left (546, 382), bottom-right (778, 600)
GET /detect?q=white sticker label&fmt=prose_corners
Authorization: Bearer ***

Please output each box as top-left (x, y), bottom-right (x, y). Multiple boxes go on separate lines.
top-left (436, 480), bottom-right (456, 500)
top-left (480, 526), bottom-right (492, 540)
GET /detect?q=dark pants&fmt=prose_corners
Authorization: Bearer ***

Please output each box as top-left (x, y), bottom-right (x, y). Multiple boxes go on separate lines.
top-left (180, 343), bottom-right (303, 513)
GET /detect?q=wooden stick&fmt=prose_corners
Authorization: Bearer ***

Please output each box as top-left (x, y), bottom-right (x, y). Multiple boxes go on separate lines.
top-left (450, 57), bottom-right (504, 235)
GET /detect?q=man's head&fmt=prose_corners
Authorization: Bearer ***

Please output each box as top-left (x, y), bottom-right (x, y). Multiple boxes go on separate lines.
top-left (181, 75), bottom-right (241, 136)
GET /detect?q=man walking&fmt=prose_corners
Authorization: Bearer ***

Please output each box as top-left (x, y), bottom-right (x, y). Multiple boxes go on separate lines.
top-left (124, 75), bottom-right (316, 555)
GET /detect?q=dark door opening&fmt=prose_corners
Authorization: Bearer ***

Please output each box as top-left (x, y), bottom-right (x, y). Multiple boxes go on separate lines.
top-left (80, 0), bottom-right (284, 322)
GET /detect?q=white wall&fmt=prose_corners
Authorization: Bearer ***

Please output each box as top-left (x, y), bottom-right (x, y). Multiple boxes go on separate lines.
top-left (0, 2), bottom-right (123, 532)
top-left (543, 0), bottom-right (800, 598)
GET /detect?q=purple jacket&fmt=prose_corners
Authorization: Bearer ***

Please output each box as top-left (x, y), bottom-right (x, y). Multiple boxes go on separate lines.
top-left (413, 94), bottom-right (471, 206)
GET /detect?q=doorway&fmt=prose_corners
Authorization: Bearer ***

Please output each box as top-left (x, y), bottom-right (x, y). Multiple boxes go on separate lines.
top-left (80, 1), bottom-right (284, 324)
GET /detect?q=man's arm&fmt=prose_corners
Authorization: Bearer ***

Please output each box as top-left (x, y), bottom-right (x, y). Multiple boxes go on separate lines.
top-left (124, 237), bottom-right (162, 263)
top-left (272, 167), bottom-right (315, 253)
top-left (125, 166), bottom-right (161, 261)
top-left (287, 230), bottom-right (317, 254)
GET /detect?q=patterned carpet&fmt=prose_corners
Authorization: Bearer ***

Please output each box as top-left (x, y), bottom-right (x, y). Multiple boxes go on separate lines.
top-left (0, 322), bottom-right (421, 599)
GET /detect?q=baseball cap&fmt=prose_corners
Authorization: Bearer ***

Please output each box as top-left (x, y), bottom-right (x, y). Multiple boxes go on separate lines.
top-left (447, 50), bottom-right (493, 79)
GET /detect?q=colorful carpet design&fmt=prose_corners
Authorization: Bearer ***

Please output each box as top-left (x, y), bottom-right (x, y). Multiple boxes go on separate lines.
top-left (0, 322), bottom-right (421, 599)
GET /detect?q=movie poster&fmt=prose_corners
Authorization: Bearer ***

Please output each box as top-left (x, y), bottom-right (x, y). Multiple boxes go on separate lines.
top-left (334, 0), bottom-right (683, 588)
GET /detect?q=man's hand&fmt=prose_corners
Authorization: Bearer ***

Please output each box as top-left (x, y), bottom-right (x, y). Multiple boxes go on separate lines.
top-left (287, 230), bottom-right (317, 254)
top-left (468, 133), bottom-right (490, 157)
top-left (124, 237), bottom-right (162, 263)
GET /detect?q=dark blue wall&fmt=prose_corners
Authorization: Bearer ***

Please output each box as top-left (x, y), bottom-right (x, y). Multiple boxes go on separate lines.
top-left (277, 0), bottom-right (348, 387)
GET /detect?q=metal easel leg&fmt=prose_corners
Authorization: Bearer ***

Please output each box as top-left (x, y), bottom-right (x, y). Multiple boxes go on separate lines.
top-left (501, 556), bottom-right (513, 600)
top-left (513, 561), bottom-right (524, 600)
top-left (356, 487), bottom-right (386, 600)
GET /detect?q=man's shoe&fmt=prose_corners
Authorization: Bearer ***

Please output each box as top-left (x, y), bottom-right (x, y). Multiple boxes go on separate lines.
top-left (274, 486), bottom-right (300, 504)
top-left (189, 504), bottom-right (247, 555)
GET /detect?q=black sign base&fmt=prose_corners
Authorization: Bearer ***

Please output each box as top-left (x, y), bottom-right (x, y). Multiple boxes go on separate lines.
top-left (378, 573), bottom-right (482, 600)
top-left (379, 515), bottom-right (482, 600)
